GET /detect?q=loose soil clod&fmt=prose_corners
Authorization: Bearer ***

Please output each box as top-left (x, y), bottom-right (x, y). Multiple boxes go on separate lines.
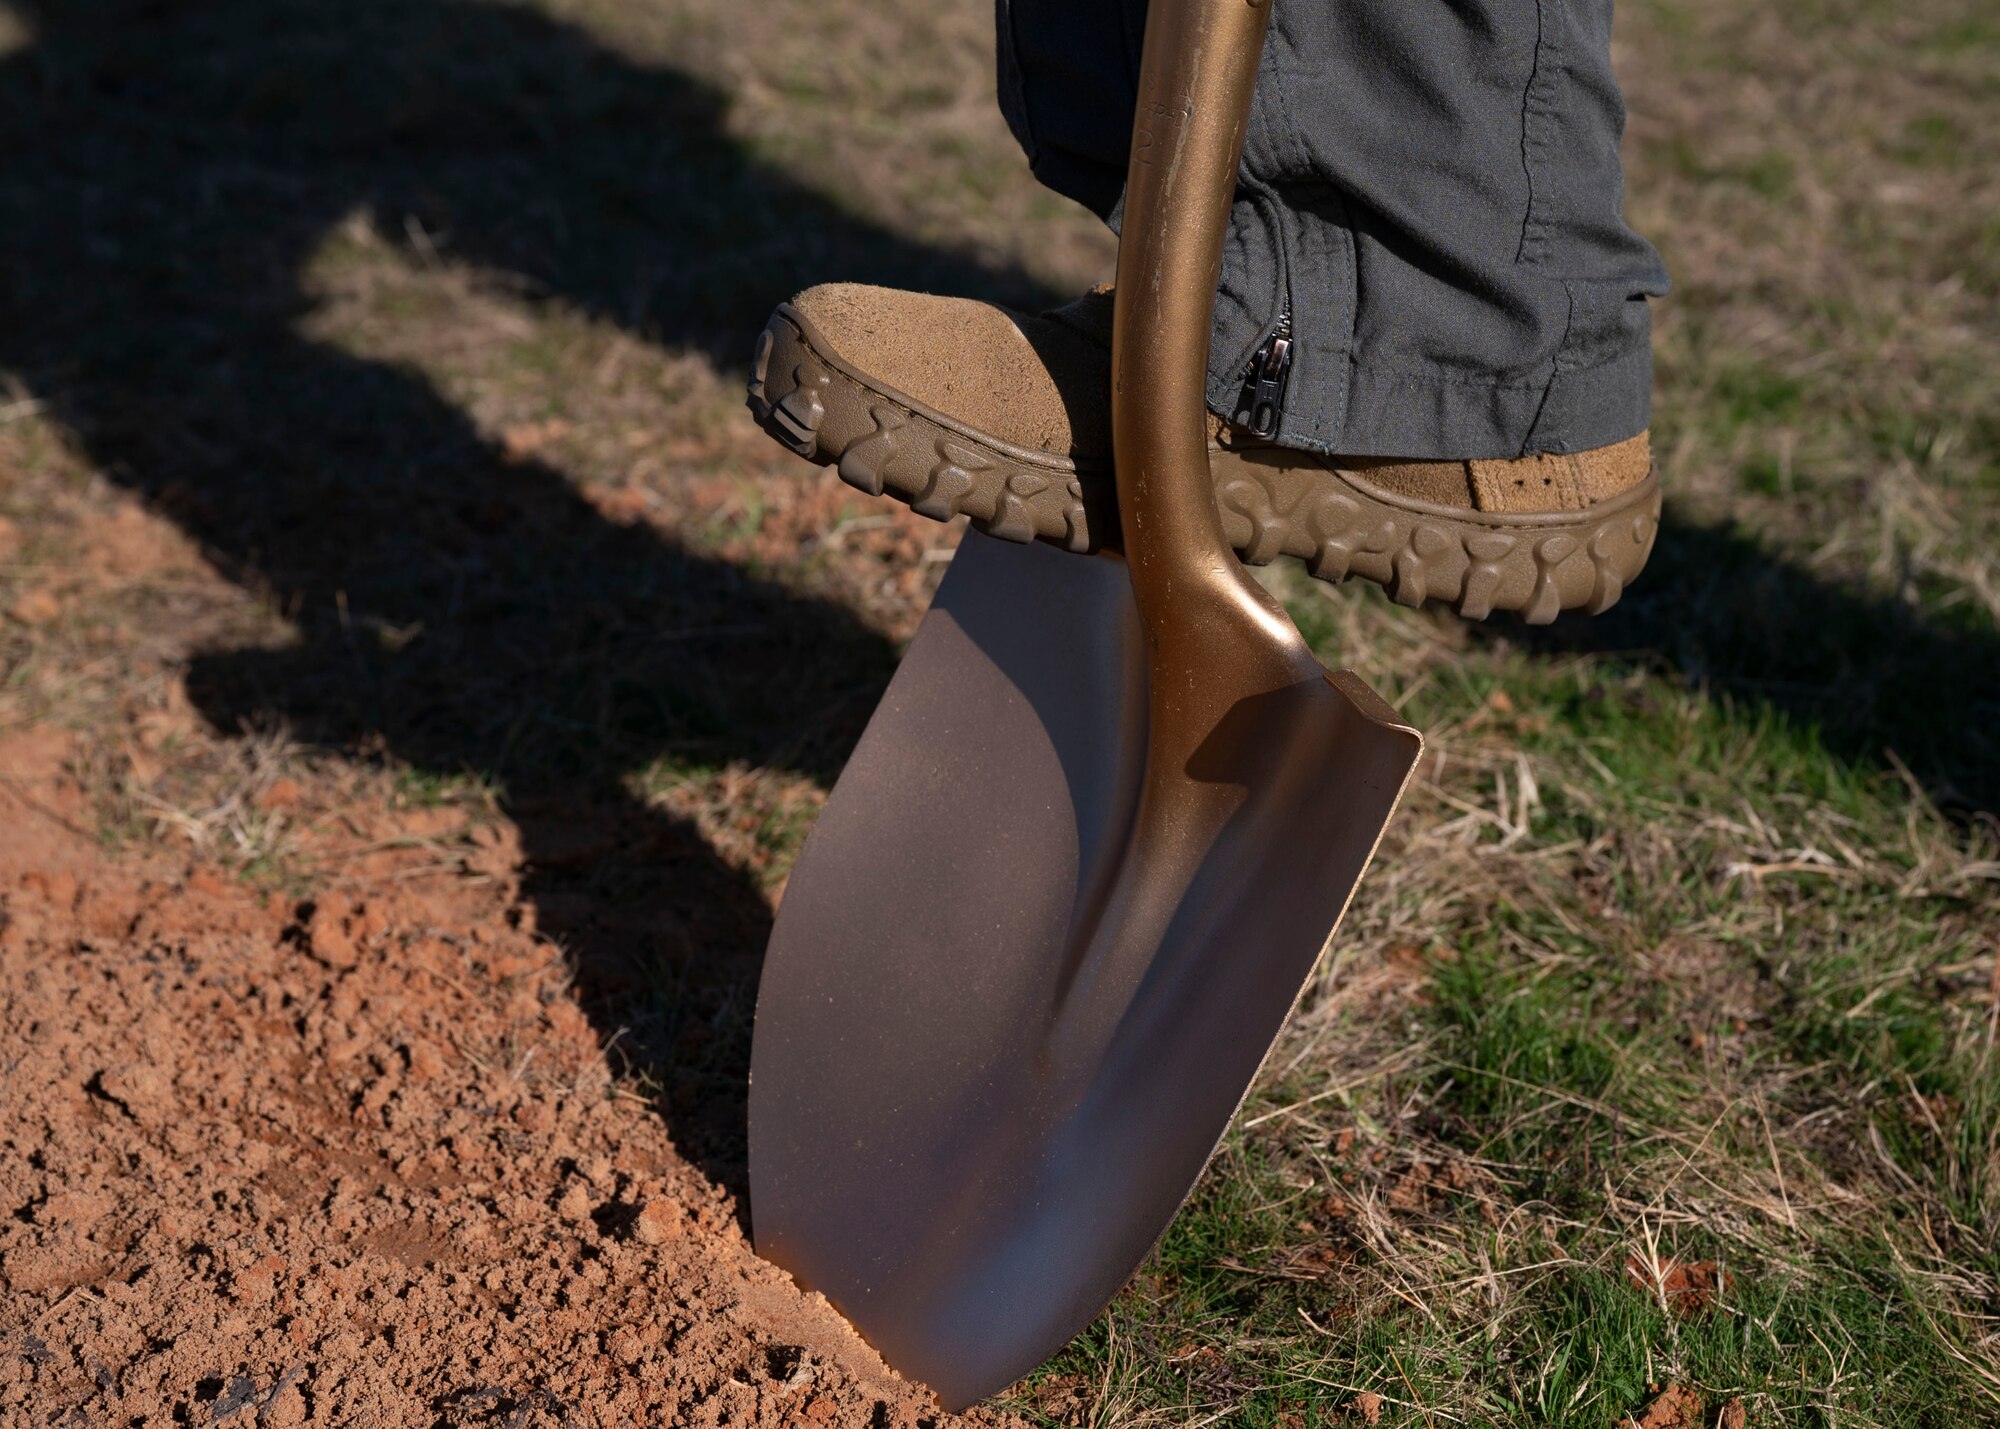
top-left (1623, 1255), bottom-right (1735, 1319)
top-left (1620, 1383), bottom-right (1707, 1429)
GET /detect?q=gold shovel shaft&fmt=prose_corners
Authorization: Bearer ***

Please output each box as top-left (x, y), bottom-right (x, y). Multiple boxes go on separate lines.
top-left (1115, 0), bottom-right (1320, 698)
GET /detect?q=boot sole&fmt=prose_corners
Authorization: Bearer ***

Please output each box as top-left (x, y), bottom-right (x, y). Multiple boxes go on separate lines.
top-left (749, 304), bottom-right (1659, 623)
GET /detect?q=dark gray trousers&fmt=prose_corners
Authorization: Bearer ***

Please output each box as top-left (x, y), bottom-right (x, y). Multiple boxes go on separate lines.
top-left (996, 0), bottom-right (1670, 459)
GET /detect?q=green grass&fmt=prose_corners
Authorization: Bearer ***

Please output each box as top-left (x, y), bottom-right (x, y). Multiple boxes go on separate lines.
top-left (1013, 578), bottom-right (2000, 1420)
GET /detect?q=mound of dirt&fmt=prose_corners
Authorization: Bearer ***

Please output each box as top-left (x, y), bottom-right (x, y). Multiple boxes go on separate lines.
top-left (0, 769), bottom-right (1019, 1427)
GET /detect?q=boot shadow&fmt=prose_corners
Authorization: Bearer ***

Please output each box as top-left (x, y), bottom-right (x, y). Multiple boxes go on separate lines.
top-left (1498, 511), bottom-right (2000, 822)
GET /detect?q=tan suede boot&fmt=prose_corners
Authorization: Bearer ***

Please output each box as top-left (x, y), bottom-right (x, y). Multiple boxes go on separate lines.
top-left (748, 283), bottom-right (1659, 622)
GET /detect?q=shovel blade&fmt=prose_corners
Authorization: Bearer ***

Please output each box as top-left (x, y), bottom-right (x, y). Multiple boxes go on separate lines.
top-left (750, 531), bottom-right (1420, 1408)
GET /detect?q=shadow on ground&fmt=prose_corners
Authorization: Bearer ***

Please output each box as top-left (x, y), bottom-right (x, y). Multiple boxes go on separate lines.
top-left (0, 0), bottom-right (1055, 1196)
top-left (1499, 511), bottom-right (2000, 821)
top-left (4, 0), bottom-right (1994, 1210)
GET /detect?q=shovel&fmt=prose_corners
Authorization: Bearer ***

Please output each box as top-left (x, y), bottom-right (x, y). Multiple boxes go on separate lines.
top-left (748, 0), bottom-right (1423, 1408)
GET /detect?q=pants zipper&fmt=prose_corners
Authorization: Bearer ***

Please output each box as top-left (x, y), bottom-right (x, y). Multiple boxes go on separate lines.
top-left (1240, 306), bottom-right (1293, 439)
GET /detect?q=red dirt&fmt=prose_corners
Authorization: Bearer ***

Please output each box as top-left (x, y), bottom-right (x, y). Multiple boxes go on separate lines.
top-left (0, 751), bottom-right (1019, 1427)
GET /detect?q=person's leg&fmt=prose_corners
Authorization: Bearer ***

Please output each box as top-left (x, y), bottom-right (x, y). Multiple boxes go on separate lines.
top-left (747, 0), bottom-right (1670, 621)
top-left (998, 0), bottom-right (1668, 460)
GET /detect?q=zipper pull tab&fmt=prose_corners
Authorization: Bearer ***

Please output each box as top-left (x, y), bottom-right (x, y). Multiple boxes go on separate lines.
top-left (1243, 318), bottom-right (1293, 439)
